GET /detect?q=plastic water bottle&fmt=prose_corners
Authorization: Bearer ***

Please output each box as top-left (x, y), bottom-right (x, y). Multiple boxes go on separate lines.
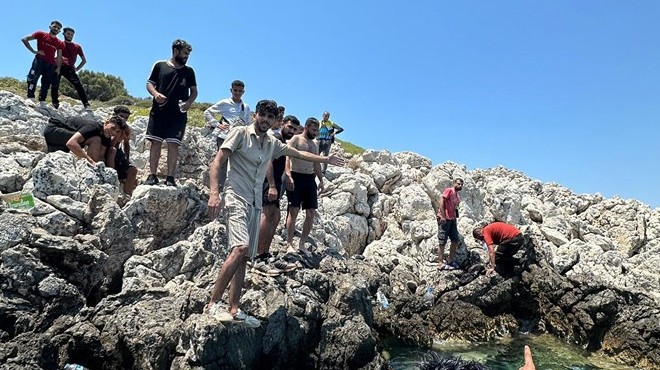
top-left (63, 364), bottom-right (89, 370)
top-left (178, 100), bottom-right (187, 113)
top-left (423, 286), bottom-right (434, 307)
top-left (376, 290), bottom-right (389, 309)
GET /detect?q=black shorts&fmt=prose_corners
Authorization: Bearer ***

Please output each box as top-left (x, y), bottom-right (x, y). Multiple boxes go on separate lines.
top-left (286, 172), bottom-right (318, 210)
top-left (43, 123), bottom-right (73, 152)
top-left (114, 149), bottom-right (134, 181)
top-left (145, 108), bottom-right (187, 145)
top-left (496, 234), bottom-right (525, 257)
top-left (437, 219), bottom-right (460, 245)
top-left (262, 179), bottom-right (283, 207)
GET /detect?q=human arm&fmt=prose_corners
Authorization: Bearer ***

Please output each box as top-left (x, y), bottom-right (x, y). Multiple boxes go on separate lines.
top-left (486, 244), bottom-right (497, 275)
top-left (21, 34), bottom-right (43, 55)
top-left (66, 133), bottom-right (96, 165)
top-left (122, 137), bottom-right (130, 160)
top-left (437, 196), bottom-right (447, 223)
top-left (105, 147), bottom-right (117, 168)
top-left (265, 162), bottom-right (277, 201)
top-left (146, 82), bottom-right (166, 104)
top-left (208, 148), bottom-right (232, 219)
top-left (180, 86), bottom-right (198, 112)
top-left (286, 147), bottom-right (345, 167)
top-left (314, 162), bottom-right (324, 193)
top-left (331, 122), bottom-right (344, 137)
top-left (76, 47), bottom-right (86, 71)
top-left (519, 345), bottom-right (536, 370)
top-left (203, 101), bottom-right (229, 129)
top-left (55, 49), bottom-right (62, 74)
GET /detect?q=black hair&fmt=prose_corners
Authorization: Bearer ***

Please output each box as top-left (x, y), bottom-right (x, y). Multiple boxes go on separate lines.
top-left (305, 117), bottom-right (320, 127)
top-left (172, 39), bottom-right (192, 52)
top-left (113, 105), bottom-right (131, 116)
top-left (255, 100), bottom-right (278, 116)
top-left (231, 80), bottom-right (245, 88)
top-left (283, 115), bottom-right (300, 126)
top-left (63, 27), bottom-right (75, 34)
top-left (106, 115), bottom-right (127, 130)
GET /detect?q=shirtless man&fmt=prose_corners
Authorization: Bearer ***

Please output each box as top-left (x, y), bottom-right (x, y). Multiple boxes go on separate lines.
top-left (284, 117), bottom-right (323, 256)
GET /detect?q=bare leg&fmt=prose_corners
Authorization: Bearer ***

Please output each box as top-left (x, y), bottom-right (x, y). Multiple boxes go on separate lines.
top-left (149, 140), bottom-right (162, 175)
top-left (227, 257), bottom-right (248, 315)
top-left (166, 142), bottom-right (179, 177)
top-left (285, 207), bottom-right (300, 253)
top-left (448, 241), bottom-right (459, 262)
top-left (298, 209), bottom-right (315, 255)
top-left (208, 245), bottom-right (248, 310)
top-left (438, 243), bottom-right (446, 266)
top-left (257, 205), bottom-right (280, 256)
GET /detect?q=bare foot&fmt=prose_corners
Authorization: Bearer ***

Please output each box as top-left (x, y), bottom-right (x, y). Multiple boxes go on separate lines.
top-left (298, 245), bottom-right (312, 258)
top-left (286, 243), bottom-right (297, 254)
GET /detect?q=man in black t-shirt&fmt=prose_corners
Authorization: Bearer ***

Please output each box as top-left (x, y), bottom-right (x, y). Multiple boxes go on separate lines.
top-left (144, 39), bottom-right (198, 187)
top-left (43, 115), bottom-right (126, 164)
top-left (255, 115), bottom-right (301, 261)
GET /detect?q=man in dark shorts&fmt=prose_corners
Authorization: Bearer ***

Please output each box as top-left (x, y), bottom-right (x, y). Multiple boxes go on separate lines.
top-left (254, 115), bottom-right (300, 265)
top-left (43, 115), bottom-right (126, 165)
top-left (437, 178), bottom-right (464, 270)
top-left (473, 222), bottom-right (526, 276)
top-left (284, 117), bottom-right (323, 256)
top-left (144, 39), bottom-right (198, 187)
top-left (21, 21), bottom-right (65, 106)
top-left (50, 26), bottom-right (90, 109)
top-left (107, 106), bottom-right (138, 195)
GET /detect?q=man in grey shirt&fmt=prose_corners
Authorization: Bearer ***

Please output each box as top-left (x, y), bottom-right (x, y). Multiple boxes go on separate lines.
top-left (205, 100), bottom-right (344, 326)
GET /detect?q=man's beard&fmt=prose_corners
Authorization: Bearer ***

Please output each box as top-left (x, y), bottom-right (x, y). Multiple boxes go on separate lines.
top-left (174, 55), bottom-right (187, 65)
top-left (306, 132), bottom-right (316, 140)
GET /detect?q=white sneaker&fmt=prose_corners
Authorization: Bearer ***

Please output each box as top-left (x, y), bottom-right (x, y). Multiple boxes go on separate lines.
top-left (206, 303), bottom-right (233, 322)
top-left (38, 101), bottom-right (48, 108)
top-left (233, 309), bottom-right (261, 328)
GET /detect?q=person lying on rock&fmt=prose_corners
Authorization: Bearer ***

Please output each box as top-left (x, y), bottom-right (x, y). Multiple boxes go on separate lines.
top-left (205, 99), bottom-right (345, 326)
top-left (43, 115), bottom-right (126, 165)
top-left (472, 221), bottom-right (526, 276)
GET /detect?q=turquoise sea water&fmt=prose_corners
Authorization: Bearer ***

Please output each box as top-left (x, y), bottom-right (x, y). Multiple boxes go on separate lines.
top-left (384, 334), bottom-right (637, 370)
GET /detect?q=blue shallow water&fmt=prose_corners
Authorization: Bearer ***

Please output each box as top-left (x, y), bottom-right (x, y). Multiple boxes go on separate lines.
top-left (384, 334), bottom-right (637, 370)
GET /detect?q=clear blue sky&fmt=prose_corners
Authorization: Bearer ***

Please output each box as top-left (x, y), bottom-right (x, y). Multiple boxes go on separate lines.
top-left (4, 1), bottom-right (659, 208)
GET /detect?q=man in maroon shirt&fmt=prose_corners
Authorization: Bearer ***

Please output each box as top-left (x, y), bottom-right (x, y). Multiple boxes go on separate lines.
top-left (21, 21), bottom-right (65, 106)
top-left (50, 27), bottom-right (90, 109)
top-left (472, 222), bottom-right (525, 275)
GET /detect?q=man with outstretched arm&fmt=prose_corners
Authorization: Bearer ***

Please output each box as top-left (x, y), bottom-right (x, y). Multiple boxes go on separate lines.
top-left (205, 100), bottom-right (344, 326)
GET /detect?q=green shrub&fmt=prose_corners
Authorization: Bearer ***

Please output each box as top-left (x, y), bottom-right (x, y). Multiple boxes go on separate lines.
top-left (107, 95), bottom-right (135, 106)
top-left (0, 77), bottom-right (26, 95)
top-left (60, 70), bottom-right (129, 102)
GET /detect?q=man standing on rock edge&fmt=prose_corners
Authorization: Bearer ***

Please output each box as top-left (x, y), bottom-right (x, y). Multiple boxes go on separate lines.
top-left (21, 21), bottom-right (65, 107)
top-left (437, 178), bottom-right (463, 270)
top-left (472, 221), bottom-right (525, 276)
top-left (284, 117), bottom-right (324, 257)
top-left (253, 115), bottom-right (301, 274)
top-left (50, 26), bottom-right (90, 110)
top-left (144, 39), bottom-right (198, 187)
top-left (206, 100), bottom-right (344, 325)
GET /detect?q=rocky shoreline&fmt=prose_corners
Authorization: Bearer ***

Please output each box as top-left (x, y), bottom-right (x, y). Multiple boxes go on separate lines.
top-left (1, 90), bottom-right (658, 369)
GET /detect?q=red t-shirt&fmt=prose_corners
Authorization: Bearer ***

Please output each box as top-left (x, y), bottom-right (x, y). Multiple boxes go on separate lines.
top-left (441, 187), bottom-right (460, 220)
top-left (62, 42), bottom-right (84, 67)
top-left (483, 222), bottom-right (521, 246)
top-left (32, 31), bottom-right (65, 65)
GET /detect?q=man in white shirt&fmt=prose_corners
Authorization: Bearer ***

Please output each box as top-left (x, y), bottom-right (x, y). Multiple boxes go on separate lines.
top-left (204, 80), bottom-right (252, 190)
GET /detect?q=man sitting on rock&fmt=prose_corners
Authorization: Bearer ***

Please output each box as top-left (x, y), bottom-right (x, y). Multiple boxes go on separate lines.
top-left (206, 100), bottom-right (344, 326)
top-left (472, 221), bottom-right (526, 276)
top-left (43, 115), bottom-right (126, 165)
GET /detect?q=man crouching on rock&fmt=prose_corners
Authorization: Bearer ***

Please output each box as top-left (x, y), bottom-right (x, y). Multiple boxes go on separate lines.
top-left (205, 99), bottom-right (345, 326)
top-left (472, 221), bottom-right (526, 276)
top-left (43, 115), bottom-right (126, 165)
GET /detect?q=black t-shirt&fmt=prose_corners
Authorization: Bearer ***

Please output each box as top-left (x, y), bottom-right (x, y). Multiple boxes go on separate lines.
top-left (147, 60), bottom-right (197, 112)
top-left (63, 116), bottom-right (111, 148)
top-left (264, 132), bottom-right (287, 189)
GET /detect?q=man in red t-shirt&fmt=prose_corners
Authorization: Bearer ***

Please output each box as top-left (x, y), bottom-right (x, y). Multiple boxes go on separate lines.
top-left (436, 178), bottom-right (464, 270)
top-left (50, 27), bottom-right (90, 109)
top-left (472, 222), bottom-right (525, 275)
top-left (21, 21), bottom-right (65, 106)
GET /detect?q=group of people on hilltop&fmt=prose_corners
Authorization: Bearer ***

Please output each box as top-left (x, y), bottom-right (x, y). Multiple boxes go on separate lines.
top-left (22, 20), bottom-right (90, 109)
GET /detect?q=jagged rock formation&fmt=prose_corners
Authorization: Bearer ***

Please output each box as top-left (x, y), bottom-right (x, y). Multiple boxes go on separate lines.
top-left (0, 90), bottom-right (658, 369)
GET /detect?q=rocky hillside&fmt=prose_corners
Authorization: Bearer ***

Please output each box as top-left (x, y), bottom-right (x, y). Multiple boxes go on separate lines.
top-left (0, 90), bottom-right (658, 369)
